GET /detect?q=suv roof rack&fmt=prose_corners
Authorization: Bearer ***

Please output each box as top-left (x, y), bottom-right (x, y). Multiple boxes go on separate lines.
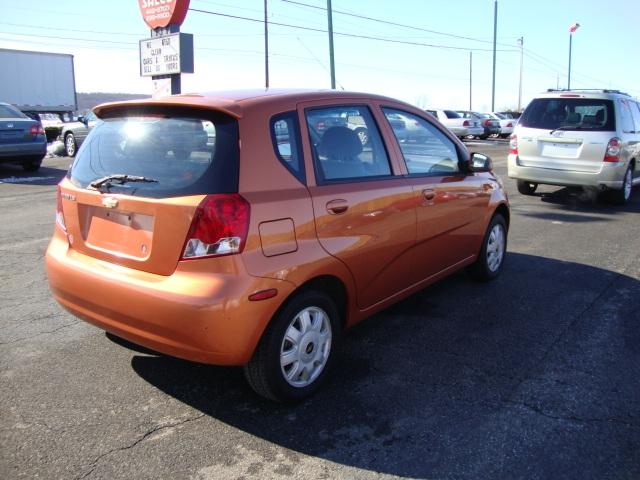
top-left (545, 88), bottom-right (630, 96)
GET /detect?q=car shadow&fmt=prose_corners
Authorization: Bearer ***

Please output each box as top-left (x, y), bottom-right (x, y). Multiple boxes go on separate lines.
top-left (514, 186), bottom-right (640, 222)
top-left (0, 163), bottom-right (67, 186)
top-left (127, 253), bottom-right (640, 478)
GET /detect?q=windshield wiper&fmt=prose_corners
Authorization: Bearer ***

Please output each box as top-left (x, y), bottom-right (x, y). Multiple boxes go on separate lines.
top-left (90, 174), bottom-right (158, 191)
top-left (549, 125), bottom-right (582, 135)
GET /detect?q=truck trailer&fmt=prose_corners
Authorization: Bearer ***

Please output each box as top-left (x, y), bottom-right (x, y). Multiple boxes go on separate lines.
top-left (0, 48), bottom-right (77, 114)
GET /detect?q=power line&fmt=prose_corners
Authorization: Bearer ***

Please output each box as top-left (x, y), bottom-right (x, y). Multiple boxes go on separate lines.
top-left (188, 7), bottom-right (516, 52)
top-left (281, 0), bottom-right (516, 48)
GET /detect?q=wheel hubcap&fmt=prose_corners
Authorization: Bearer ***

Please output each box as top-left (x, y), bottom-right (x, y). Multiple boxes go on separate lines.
top-left (280, 306), bottom-right (332, 388)
top-left (66, 136), bottom-right (75, 155)
top-left (486, 224), bottom-right (505, 272)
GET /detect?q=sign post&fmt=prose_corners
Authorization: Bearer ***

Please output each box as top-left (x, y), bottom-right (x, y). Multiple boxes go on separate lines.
top-left (137, 0), bottom-right (193, 97)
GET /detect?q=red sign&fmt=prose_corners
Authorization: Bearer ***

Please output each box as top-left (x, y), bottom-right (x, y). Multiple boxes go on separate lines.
top-left (138, 0), bottom-right (190, 29)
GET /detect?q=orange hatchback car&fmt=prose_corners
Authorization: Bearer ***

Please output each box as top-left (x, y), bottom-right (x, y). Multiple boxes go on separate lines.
top-left (46, 90), bottom-right (509, 402)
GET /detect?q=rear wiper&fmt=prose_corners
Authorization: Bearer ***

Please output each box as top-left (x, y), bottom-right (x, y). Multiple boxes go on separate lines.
top-left (90, 174), bottom-right (158, 191)
top-left (549, 125), bottom-right (582, 135)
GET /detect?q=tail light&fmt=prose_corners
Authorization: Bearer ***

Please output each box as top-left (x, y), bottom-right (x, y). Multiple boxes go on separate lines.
top-left (182, 194), bottom-right (250, 259)
top-left (509, 134), bottom-right (518, 155)
top-left (463, 120), bottom-right (470, 127)
top-left (483, 119), bottom-right (491, 126)
top-left (29, 124), bottom-right (44, 136)
top-left (56, 186), bottom-right (67, 232)
top-left (506, 122), bottom-right (513, 128)
top-left (603, 137), bottom-right (621, 162)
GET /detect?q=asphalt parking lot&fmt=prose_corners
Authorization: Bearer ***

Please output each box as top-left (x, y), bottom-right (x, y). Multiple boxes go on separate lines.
top-left (1, 141), bottom-right (639, 480)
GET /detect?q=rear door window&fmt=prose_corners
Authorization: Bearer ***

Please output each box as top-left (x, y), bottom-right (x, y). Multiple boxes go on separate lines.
top-left (305, 105), bottom-right (392, 182)
top-left (69, 109), bottom-right (239, 198)
top-left (520, 98), bottom-right (615, 131)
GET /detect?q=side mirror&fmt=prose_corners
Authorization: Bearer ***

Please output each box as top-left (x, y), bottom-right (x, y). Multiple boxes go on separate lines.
top-left (77, 116), bottom-right (86, 124)
top-left (468, 152), bottom-right (493, 172)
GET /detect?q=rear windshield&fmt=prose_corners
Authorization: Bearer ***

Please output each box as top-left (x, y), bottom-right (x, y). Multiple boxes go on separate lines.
top-left (520, 98), bottom-right (615, 131)
top-left (69, 110), bottom-right (239, 198)
top-left (443, 110), bottom-right (461, 119)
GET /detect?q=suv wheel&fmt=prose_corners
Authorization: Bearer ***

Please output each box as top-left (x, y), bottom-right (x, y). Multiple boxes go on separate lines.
top-left (65, 133), bottom-right (77, 157)
top-left (244, 290), bottom-right (340, 403)
top-left (610, 165), bottom-right (633, 205)
top-left (517, 180), bottom-right (538, 195)
top-left (468, 214), bottom-right (507, 282)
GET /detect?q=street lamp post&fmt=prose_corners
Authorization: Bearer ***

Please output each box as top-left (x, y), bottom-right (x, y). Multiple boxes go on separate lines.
top-left (517, 37), bottom-right (523, 111)
top-left (568, 22), bottom-right (580, 90)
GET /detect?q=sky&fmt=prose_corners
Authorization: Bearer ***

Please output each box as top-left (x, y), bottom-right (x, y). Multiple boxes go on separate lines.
top-left (0, 0), bottom-right (638, 112)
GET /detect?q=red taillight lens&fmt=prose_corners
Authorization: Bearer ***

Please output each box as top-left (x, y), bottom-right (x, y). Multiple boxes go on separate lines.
top-left (604, 137), bottom-right (621, 162)
top-left (509, 134), bottom-right (518, 155)
top-left (29, 124), bottom-right (44, 136)
top-left (182, 194), bottom-right (250, 259)
top-left (56, 185), bottom-right (67, 232)
top-left (483, 119), bottom-right (491, 126)
top-left (463, 120), bottom-right (470, 127)
top-left (506, 122), bottom-right (513, 128)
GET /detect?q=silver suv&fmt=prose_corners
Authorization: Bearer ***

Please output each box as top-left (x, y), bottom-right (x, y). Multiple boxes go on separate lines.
top-left (508, 89), bottom-right (640, 204)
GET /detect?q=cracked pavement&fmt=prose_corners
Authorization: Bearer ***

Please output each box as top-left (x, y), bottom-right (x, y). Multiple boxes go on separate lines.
top-left (1, 148), bottom-right (639, 480)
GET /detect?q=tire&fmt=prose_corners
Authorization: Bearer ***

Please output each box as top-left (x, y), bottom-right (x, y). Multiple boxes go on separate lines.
top-left (478, 134), bottom-right (489, 140)
top-left (22, 157), bottom-right (42, 172)
top-left (244, 290), bottom-right (340, 403)
top-left (467, 214), bottom-right (507, 282)
top-left (517, 180), bottom-right (538, 195)
top-left (355, 128), bottom-right (369, 146)
top-left (610, 165), bottom-right (633, 205)
top-left (65, 133), bottom-right (77, 157)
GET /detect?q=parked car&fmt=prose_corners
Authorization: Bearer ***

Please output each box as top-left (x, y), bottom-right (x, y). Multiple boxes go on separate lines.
top-left (0, 102), bottom-right (46, 171)
top-left (59, 111), bottom-right (100, 157)
top-left (38, 113), bottom-right (65, 142)
top-left (497, 111), bottom-right (521, 120)
top-left (426, 109), bottom-right (484, 139)
top-left (457, 111), bottom-right (501, 139)
top-left (508, 89), bottom-right (640, 204)
top-left (488, 112), bottom-right (515, 138)
top-left (46, 90), bottom-right (510, 402)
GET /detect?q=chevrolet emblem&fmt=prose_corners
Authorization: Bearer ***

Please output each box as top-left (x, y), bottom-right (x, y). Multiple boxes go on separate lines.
top-left (102, 197), bottom-right (118, 209)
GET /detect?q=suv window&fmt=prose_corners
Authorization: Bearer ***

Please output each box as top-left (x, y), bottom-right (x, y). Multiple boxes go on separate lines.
top-left (306, 105), bottom-right (391, 182)
top-left (383, 108), bottom-right (460, 175)
top-left (630, 101), bottom-right (640, 133)
top-left (271, 111), bottom-right (304, 182)
top-left (619, 99), bottom-right (636, 134)
top-left (69, 109), bottom-right (239, 198)
top-left (520, 98), bottom-right (615, 131)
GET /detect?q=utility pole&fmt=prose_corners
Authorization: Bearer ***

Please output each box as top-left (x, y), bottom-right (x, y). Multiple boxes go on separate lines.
top-left (327, 0), bottom-right (336, 89)
top-left (469, 51), bottom-right (473, 110)
top-left (517, 37), bottom-right (523, 111)
top-left (491, 0), bottom-right (497, 111)
top-left (264, 0), bottom-right (269, 88)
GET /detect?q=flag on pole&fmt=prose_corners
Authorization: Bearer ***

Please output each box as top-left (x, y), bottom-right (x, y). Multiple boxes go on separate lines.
top-left (569, 23), bottom-right (580, 33)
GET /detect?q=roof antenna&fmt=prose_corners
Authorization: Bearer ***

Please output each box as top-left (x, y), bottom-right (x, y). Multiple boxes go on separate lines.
top-left (297, 37), bottom-right (345, 90)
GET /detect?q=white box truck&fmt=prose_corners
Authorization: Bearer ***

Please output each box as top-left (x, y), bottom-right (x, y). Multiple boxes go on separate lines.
top-left (0, 48), bottom-right (77, 114)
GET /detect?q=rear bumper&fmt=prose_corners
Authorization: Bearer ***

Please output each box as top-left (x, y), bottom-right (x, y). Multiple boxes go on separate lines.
top-left (507, 154), bottom-right (627, 189)
top-left (0, 140), bottom-right (46, 161)
top-left (46, 232), bottom-right (295, 365)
